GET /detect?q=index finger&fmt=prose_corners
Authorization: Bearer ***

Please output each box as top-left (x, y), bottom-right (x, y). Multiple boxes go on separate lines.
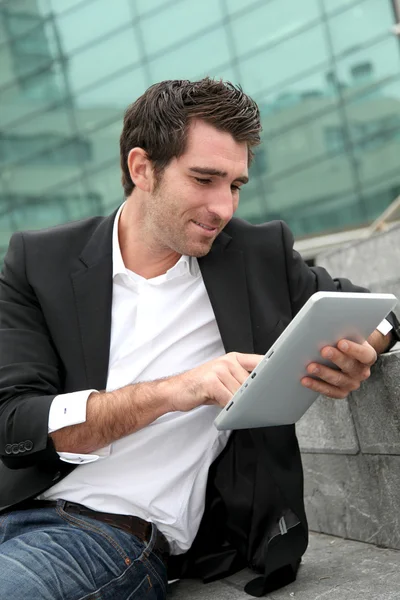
top-left (335, 339), bottom-right (377, 366)
top-left (234, 352), bottom-right (264, 372)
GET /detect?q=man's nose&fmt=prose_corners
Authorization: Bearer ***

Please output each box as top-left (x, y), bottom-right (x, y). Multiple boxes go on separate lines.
top-left (209, 191), bottom-right (235, 224)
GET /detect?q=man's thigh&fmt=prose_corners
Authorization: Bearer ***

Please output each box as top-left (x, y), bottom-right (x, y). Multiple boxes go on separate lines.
top-left (0, 506), bottom-right (167, 600)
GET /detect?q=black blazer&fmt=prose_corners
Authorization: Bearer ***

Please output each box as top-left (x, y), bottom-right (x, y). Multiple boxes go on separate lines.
top-left (0, 212), bottom-right (398, 596)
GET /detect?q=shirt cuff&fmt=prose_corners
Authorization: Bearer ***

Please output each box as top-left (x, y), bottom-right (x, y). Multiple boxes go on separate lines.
top-left (376, 318), bottom-right (393, 336)
top-left (48, 390), bottom-right (111, 463)
top-left (48, 390), bottom-right (97, 433)
top-left (57, 451), bottom-right (110, 464)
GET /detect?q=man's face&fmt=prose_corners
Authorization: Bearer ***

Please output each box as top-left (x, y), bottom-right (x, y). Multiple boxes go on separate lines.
top-left (143, 120), bottom-right (249, 257)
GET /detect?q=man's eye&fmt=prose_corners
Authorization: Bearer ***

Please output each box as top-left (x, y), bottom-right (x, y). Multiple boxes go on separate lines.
top-left (195, 178), bottom-right (212, 185)
top-left (231, 185), bottom-right (241, 192)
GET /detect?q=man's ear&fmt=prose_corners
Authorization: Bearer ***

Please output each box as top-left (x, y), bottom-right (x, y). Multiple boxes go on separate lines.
top-left (127, 148), bottom-right (153, 192)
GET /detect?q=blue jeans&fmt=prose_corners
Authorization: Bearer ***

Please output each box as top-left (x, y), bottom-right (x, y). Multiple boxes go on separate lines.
top-left (0, 500), bottom-right (168, 600)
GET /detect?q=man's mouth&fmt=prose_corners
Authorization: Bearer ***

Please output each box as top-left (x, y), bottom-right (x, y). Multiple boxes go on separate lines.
top-left (192, 220), bottom-right (218, 232)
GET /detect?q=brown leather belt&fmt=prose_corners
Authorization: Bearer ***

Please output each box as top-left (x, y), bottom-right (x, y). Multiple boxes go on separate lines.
top-left (16, 499), bottom-right (170, 565)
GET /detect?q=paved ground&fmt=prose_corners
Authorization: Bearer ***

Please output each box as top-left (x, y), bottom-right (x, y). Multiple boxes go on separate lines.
top-left (168, 532), bottom-right (400, 599)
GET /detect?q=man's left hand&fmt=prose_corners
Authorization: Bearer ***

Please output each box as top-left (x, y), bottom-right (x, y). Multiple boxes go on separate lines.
top-left (301, 339), bottom-right (377, 399)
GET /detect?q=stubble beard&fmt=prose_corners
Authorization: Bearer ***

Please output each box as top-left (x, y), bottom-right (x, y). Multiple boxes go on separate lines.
top-left (149, 186), bottom-right (217, 258)
top-left (156, 218), bottom-right (214, 258)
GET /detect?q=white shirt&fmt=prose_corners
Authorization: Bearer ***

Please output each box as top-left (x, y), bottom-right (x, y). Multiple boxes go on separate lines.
top-left (39, 204), bottom-right (229, 554)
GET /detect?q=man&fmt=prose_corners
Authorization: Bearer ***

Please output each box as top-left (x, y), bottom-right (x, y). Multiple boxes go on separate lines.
top-left (0, 78), bottom-right (398, 600)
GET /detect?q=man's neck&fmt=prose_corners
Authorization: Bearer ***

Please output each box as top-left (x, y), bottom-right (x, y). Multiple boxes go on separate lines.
top-left (118, 200), bottom-right (181, 279)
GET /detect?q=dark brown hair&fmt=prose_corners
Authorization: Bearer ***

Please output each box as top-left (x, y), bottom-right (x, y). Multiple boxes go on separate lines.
top-left (119, 77), bottom-right (261, 196)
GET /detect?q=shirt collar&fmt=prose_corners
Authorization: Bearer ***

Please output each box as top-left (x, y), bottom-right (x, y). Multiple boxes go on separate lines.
top-left (112, 203), bottom-right (200, 281)
top-left (112, 203), bottom-right (126, 279)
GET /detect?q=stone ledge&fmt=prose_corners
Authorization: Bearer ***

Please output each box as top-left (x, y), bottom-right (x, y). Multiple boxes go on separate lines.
top-left (297, 395), bottom-right (359, 454)
top-left (316, 224), bottom-right (400, 289)
top-left (351, 351), bottom-right (400, 454)
top-left (303, 453), bottom-right (400, 549)
top-left (316, 225), bottom-right (400, 321)
top-left (297, 350), bottom-right (400, 455)
top-left (169, 532), bottom-right (400, 599)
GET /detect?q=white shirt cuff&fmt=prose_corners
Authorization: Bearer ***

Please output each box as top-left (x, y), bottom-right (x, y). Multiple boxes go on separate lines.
top-left (48, 390), bottom-right (97, 432)
top-left (49, 390), bottom-right (111, 463)
top-left (57, 451), bottom-right (110, 464)
top-left (376, 318), bottom-right (393, 336)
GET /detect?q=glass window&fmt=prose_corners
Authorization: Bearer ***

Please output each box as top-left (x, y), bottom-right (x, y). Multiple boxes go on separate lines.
top-left (17, 68), bottom-right (64, 102)
top-left (67, 27), bottom-right (141, 94)
top-left (75, 66), bottom-right (148, 126)
top-left (149, 27), bottom-right (231, 82)
top-left (11, 195), bottom-right (72, 230)
top-left (322, 0), bottom-right (362, 14)
top-left (231, 0), bottom-right (321, 57)
top-left (324, 125), bottom-right (346, 153)
top-left (0, 106), bottom-right (73, 166)
top-left (239, 24), bottom-right (329, 97)
top-left (360, 172), bottom-right (400, 222)
top-left (85, 161), bottom-right (123, 211)
top-left (0, 133), bottom-right (91, 168)
top-left (335, 37), bottom-right (400, 95)
top-left (264, 108), bottom-right (346, 180)
top-left (3, 61), bottom-right (70, 109)
top-left (349, 74), bottom-right (400, 109)
top-left (9, 179), bottom-right (101, 231)
top-left (263, 153), bottom-right (358, 230)
top-left (6, 157), bottom-right (85, 196)
top-left (328, 0), bottom-right (395, 57)
top-left (0, 5), bottom-right (45, 43)
top-left (0, 18), bottom-right (58, 87)
top-left (80, 121), bottom-right (122, 170)
top-left (285, 189), bottom-right (364, 236)
top-left (258, 70), bottom-right (338, 137)
top-left (134, 0), bottom-right (178, 17)
top-left (352, 117), bottom-right (400, 186)
top-left (46, 0), bottom-right (94, 15)
top-left (193, 65), bottom-right (240, 86)
top-left (0, 190), bottom-right (18, 256)
top-left (9, 22), bottom-right (53, 56)
top-left (1, 0), bottom-right (399, 244)
top-left (236, 188), bottom-right (268, 224)
top-left (57, 0), bottom-right (132, 54)
top-left (141, 0), bottom-right (223, 56)
top-left (225, 0), bottom-right (264, 17)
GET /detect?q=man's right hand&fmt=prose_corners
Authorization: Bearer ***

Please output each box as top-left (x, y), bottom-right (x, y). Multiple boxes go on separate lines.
top-left (164, 352), bottom-right (264, 413)
top-left (51, 353), bottom-right (263, 455)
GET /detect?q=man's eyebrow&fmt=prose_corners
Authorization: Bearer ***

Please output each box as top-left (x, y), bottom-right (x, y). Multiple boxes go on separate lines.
top-left (188, 166), bottom-right (249, 184)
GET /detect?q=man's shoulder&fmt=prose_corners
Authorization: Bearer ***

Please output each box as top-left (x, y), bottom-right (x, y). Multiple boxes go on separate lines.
top-left (8, 210), bottom-right (116, 274)
top-left (19, 211), bottom-right (115, 255)
top-left (223, 216), bottom-right (288, 249)
top-left (21, 213), bottom-right (110, 243)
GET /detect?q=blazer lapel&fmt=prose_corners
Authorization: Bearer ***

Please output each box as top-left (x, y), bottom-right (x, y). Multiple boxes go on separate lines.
top-left (70, 211), bottom-right (117, 390)
top-left (199, 232), bottom-right (254, 354)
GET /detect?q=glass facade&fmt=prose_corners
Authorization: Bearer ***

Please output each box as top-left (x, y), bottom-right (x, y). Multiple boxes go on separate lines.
top-left (0, 0), bottom-right (400, 256)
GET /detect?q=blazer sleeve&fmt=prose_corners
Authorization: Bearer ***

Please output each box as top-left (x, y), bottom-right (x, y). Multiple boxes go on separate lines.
top-left (0, 232), bottom-right (61, 469)
top-left (280, 221), bottom-right (400, 348)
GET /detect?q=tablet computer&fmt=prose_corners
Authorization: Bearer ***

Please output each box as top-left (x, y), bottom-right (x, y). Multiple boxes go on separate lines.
top-left (214, 292), bottom-right (397, 431)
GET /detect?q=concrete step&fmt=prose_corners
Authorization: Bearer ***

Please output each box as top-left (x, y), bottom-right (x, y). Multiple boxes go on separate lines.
top-left (168, 532), bottom-right (400, 599)
top-left (297, 349), bottom-right (400, 550)
top-left (316, 223), bottom-right (400, 317)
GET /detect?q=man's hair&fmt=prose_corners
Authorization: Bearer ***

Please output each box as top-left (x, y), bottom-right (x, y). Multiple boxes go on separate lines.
top-left (119, 77), bottom-right (262, 196)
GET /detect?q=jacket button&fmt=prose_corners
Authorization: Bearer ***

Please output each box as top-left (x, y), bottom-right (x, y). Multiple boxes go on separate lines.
top-left (12, 444), bottom-right (20, 454)
top-left (24, 440), bottom-right (33, 451)
top-left (5, 444), bottom-right (12, 455)
top-left (19, 441), bottom-right (26, 453)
